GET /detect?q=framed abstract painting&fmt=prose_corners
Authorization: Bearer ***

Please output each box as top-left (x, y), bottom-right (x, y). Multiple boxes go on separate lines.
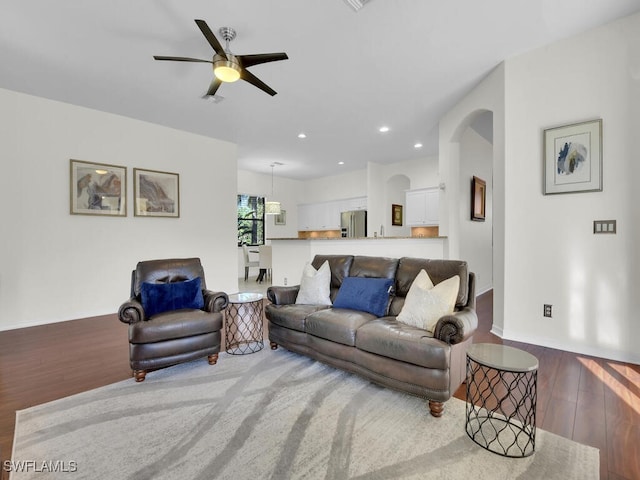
top-left (70, 159), bottom-right (126, 216)
top-left (133, 168), bottom-right (180, 217)
top-left (543, 119), bottom-right (602, 195)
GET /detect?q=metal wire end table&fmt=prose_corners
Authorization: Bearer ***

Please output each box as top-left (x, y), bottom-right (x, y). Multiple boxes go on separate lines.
top-left (465, 343), bottom-right (539, 458)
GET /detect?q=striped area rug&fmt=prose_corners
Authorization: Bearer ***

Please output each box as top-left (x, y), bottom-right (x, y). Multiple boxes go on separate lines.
top-left (10, 348), bottom-right (598, 479)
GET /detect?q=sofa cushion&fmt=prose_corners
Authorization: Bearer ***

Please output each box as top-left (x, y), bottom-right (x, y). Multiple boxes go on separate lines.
top-left (129, 309), bottom-right (221, 344)
top-left (295, 260), bottom-right (332, 305)
top-left (355, 318), bottom-right (450, 370)
top-left (393, 258), bottom-right (468, 310)
top-left (397, 270), bottom-right (459, 332)
top-left (311, 255), bottom-right (354, 300)
top-left (266, 304), bottom-right (331, 332)
top-left (350, 255), bottom-right (400, 280)
top-left (333, 277), bottom-right (395, 317)
top-left (306, 308), bottom-right (376, 346)
top-left (140, 277), bottom-right (204, 317)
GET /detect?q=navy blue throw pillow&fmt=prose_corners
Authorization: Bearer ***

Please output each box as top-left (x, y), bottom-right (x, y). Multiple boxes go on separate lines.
top-left (140, 277), bottom-right (204, 317)
top-left (332, 277), bottom-right (395, 317)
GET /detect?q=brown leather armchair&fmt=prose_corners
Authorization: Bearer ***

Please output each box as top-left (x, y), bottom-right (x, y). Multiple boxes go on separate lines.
top-left (118, 258), bottom-right (228, 382)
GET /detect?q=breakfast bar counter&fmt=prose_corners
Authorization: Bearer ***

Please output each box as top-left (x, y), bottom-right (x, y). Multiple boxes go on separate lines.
top-left (267, 236), bottom-right (448, 287)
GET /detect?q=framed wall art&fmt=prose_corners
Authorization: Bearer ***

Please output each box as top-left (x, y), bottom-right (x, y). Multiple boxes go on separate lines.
top-left (133, 168), bottom-right (180, 217)
top-left (70, 159), bottom-right (126, 216)
top-left (543, 119), bottom-right (602, 195)
top-left (274, 209), bottom-right (287, 225)
top-left (471, 176), bottom-right (486, 222)
top-left (392, 204), bottom-right (403, 226)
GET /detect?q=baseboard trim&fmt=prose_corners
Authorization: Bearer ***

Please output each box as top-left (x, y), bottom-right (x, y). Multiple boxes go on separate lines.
top-left (501, 330), bottom-right (640, 366)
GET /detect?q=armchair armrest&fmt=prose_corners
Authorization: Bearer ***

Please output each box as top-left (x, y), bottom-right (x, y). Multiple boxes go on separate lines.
top-left (203, 290), bottom-right (229, 312)
top-left (433, 307), bottom-right (478, 345)
top-left (118, 298), bottom-right (145, 324)
top-left (267, 285), bottom-right (300, 305)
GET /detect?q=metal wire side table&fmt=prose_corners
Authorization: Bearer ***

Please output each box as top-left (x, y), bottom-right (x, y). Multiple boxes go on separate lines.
top-left (225, 293), bottom-right (264, 355)
top-left (465, 343), bottom-right (538, 457)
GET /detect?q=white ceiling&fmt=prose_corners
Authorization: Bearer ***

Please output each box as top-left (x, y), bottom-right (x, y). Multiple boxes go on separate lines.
top-left (2, 1), bottom-right (639, 180)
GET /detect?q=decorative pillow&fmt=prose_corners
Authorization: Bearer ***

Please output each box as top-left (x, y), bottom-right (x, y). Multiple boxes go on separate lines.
top-left (140, 277), bottom-right (204, 317)
top-left (332, 277), bottom-right (395, 317)
top-left (397, 270), bottom-right (460, 332)
top-left (295, 260), bottom-right (332, 305)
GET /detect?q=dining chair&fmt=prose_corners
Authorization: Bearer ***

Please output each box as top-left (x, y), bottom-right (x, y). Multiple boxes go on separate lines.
top-left (243, 245), bottom-right (260, 281)
top-left (259, 245), bottom-right (272, 282)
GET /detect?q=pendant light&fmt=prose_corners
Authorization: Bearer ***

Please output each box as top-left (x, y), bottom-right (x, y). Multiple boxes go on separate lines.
top-left (265, 163), bottom-right (281, 215)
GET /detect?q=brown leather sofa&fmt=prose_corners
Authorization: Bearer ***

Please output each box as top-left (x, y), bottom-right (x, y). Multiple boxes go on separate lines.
top-left (118, 258), bottom-right (228, 382)
top-left (266, 255), bottom-right (477, 417)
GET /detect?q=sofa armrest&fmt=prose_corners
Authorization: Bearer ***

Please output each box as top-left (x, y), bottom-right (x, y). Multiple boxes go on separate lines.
top-left (203, 290), bottom-right (229, 312)
top-left (267, 285), bottom-right (300, 305)
top-left (118, 298), bottom-right (145, 324)
top-left (433, 307), bottom-right (478, 345)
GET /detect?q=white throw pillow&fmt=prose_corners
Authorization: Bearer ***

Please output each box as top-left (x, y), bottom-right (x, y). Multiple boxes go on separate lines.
top-left (397, 269), bottom-right (460, 332)
top-left (295, 260), bottom-right (332, 305)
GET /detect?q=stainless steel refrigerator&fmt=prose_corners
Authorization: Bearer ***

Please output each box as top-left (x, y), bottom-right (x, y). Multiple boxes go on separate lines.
top-left (340, 210), bottom-right (367, 237)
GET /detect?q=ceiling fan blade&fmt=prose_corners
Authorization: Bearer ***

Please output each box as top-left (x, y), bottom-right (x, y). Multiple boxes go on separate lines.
top-left (206, 78), bottom-right (223, 96)
top-left (153, 56), bottom-right (212, 63)
top-left (237, 53), bottom-right (289, 68)
top-left (240, 70), bottom-right (277, 96)
top-left (195, 19), bottom-right (227, 59)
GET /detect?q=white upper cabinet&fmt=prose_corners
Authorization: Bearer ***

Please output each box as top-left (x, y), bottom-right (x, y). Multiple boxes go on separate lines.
top-left (405, 188), bottom-right (439, 226)
top-left (297, 197), bottom-right (367, 231)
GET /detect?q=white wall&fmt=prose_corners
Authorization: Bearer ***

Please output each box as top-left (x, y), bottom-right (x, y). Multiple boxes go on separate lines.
top-left (299, 170), bottom-right (367, 204)
top-left (500, 13), bottom-right (640, 364)
top-left (440, 12), bottom-right (640, 364)
top-left (0, 88), bottom-right (239, 331)
top-left (459, 127), bottom-right (493, 295)
top-left (439, 65), bottom-right (506, 331)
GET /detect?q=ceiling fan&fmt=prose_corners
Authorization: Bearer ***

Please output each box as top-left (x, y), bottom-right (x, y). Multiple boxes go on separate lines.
top-left (154, 19), bottom-right (289, 97)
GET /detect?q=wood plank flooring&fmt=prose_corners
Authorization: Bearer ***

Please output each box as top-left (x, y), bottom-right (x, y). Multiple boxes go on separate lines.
top-left (1, 292), bottom-right (638, 479)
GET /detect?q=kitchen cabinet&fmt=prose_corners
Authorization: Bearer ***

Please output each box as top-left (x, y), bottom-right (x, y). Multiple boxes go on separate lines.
top-left (297, 197), bottom-right (366, 231)
top-left (405, 188), bottom-right (439, 226)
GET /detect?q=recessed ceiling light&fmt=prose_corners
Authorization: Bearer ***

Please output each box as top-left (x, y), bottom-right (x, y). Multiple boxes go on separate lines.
top-left (414, 143), bottom-right (423, 149)
top-left (298, 133), bottom-right (307, 139)
top-left (378, 126), bottom-right (390, 133)
top-left (338, 161), bottom-right (345, 165)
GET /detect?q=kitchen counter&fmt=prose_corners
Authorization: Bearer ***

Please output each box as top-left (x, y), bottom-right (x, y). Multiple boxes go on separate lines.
top-left (268, 236), bottom-right (447, 240)
top-left (268, 236), bottom-right (448, 286)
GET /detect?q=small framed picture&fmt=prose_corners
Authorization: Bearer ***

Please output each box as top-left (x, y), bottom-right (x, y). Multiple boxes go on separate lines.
top-left (471, 176), bottom-right (486, 222)
top-left (392, 204), bottom-right (403, 226)
top-left (70, 159), bottom-right (126, 216)
top-left (274, 209), bottom-right (286, 225)
top-left (543, 119), bottom-right (602, 195)
top-left (133, 168), bottom-right (180, 217)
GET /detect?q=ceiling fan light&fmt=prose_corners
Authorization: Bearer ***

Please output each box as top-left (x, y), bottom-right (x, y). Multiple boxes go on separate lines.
top-left (213, 60), bottom-right (241, 82)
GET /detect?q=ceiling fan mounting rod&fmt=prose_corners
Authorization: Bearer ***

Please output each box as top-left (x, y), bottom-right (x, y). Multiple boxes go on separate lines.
top-left (219, 27), bottom-right (236, 51)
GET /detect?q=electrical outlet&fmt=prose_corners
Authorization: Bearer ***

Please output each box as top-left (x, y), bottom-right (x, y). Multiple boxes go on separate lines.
top-left (543, 304), bottom-right (552, 318)
top-left (284, 277), bottom-right (288, 286)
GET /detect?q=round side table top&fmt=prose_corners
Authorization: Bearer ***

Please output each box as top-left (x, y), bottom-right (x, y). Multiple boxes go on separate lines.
top-left (228, 292), bottom-right (263, 304)
top-left (467, 343), bottom-right (538, 372)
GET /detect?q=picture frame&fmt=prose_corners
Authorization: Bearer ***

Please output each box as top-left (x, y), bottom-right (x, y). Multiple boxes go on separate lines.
top-left (274, 209), bottom-right (287, 225)
top-left (543, 119), bottom-right (602, 195)
top-left (471, 176), bottom-right (486, 222)
top-left (392, 204), bottom-right (403, 226)
top-left (70, 159), bottom-right (126, 216)
top-left (133, 168), bottom-right (180, 217)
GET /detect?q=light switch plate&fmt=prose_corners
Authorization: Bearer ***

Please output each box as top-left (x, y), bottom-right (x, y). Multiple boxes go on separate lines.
top-left (593, 220), bottom-right (616, 234)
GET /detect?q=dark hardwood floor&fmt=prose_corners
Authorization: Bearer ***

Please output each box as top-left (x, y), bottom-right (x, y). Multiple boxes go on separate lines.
top-left (1, 292), bottom-right (638, 479)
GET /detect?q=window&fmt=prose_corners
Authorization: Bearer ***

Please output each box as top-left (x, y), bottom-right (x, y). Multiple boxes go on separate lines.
top-left (237, 195), bottom-right (265, 246)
